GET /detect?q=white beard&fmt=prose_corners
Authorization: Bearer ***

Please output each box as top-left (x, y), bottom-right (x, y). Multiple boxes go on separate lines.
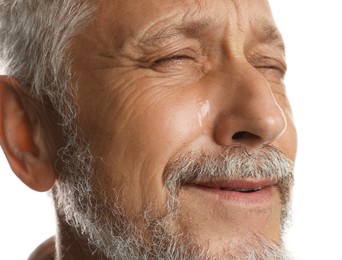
top-left (54, 138), bottom-right (294, 259)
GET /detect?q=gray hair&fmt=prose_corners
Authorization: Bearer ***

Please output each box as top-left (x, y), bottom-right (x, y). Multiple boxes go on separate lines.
top-left (0, 0), bottom-right (95, 123)
top-left (0, 1), bottom-right (99, 221)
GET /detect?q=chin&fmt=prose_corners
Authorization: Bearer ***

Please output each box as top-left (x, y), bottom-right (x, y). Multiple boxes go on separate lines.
top-left (204, 234), bottom-right (289, 259)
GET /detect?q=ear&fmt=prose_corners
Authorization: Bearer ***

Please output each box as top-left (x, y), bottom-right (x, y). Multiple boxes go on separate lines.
top-left (0, 76), bottom-right (57, 192)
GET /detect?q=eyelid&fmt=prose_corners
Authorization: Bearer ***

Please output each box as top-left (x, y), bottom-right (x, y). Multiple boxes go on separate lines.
top-left (251, 57), bottom-right (287, 74)
top-left (152, 54), bottom-right (194, 66)
top-left (150, 48), bottom-right (199, 67)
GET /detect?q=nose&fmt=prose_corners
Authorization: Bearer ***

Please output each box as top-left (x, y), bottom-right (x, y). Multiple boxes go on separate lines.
top-left (213, 63), bottom-right (287, 149)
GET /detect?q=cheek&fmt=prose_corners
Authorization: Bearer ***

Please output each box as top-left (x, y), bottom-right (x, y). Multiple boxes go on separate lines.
top-left (80, 83), bottom-right (208, 215)
top-left (125, 96), bottom-right (206, 180)
top-left (284, 117), bottom-right (297, 162)
top-left (273, 111), bottom-right (297, 162)
top-left (272, 89), bottom-right (297, 162)
top-left (113, 99), bottom-right (207, 215)
top-left (145, 101), bottom-right (206, 154)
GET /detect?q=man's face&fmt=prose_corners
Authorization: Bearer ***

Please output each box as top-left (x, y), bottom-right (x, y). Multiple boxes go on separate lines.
top-left (65, 0), bottom-right (297, 257)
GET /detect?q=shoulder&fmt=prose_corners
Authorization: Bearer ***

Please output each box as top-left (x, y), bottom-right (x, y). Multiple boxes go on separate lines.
top-left (28, 236), bottom-right (55, 260)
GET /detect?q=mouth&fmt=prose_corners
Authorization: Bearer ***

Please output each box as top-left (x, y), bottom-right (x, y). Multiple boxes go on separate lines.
top-left (215, 187), bottom-right (263, 192)
top-left (194, 179), bottom-right (276, 191)
top-left (183, 179), bottom-right (277, 208)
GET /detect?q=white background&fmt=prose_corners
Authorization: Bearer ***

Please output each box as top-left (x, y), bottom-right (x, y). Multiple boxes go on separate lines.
top-left (1, 1), bottom-right (342, 259)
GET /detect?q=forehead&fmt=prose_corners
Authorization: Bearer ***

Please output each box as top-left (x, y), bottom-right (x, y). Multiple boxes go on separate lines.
top-left (100, 0), bottom-right (273, 22)
top-left (91, 0), bottom-right (278, 49)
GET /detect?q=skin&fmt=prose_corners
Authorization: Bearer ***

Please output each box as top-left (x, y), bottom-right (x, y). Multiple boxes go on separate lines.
top-left (71, 0), bottom-right (297, 254)
top-left (0, 0), bottom-right (297, 258)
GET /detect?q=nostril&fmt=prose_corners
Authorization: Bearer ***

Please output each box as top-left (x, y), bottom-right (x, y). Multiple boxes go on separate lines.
top-left (233, 131), bottom-right (250, 140)
top-left (232, 131), bottom-right (260, 142)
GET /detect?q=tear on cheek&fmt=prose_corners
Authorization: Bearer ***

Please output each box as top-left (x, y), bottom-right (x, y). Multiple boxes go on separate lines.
top-left (197, 100), bottom-right (210, 128)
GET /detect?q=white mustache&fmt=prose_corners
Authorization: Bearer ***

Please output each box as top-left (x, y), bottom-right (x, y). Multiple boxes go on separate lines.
top-left (164, 145), bottom-right (294, 198)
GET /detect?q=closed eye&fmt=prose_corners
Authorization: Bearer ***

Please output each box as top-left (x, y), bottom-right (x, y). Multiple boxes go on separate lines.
top-left (257, 65), bottom-right (286, 81)
top-left (152, 55), bottom-right (193, 66)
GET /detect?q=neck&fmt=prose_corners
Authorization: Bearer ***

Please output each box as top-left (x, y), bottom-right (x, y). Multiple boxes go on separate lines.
top-left (55, 217), bottom-right (106, 260)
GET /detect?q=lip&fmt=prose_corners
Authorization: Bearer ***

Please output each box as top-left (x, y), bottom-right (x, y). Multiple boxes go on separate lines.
top-left (184, 178), bottom-right (277, 208)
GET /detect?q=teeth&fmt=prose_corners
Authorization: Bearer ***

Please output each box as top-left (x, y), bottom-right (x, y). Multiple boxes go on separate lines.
top-left (220, 187), bottom-right (263, 192)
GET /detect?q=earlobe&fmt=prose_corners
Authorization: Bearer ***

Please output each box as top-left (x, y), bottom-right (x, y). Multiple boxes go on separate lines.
top-left (0, 76), bottom-right (57, 192)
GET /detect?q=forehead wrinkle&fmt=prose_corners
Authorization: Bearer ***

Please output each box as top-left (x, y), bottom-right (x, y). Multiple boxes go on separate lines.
top-left (118, 1), bottom-right (228, 54)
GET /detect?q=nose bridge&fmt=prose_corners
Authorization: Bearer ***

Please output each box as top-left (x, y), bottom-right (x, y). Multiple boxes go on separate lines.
top-left (232, 63), bottom-right (283, 116)
top-left (213, 60), bottom-right (287, 148)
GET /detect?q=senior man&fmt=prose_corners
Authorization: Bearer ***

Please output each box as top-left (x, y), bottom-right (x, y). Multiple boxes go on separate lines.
top-left (0, 0), bottom-right (296, 259)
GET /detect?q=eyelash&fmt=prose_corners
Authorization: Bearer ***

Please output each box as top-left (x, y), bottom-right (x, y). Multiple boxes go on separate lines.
top-left (152, 55), bottom-right (193, 67)
top-left (150, 53), bottom-right (286, 81)
top-left (253, 57), bottom-right (287, 79)
top-left (261, 65), bottom-right (285, 75)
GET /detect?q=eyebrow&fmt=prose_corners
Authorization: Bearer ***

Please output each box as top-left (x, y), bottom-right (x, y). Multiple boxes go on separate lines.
top-left (136, 16), bottom-right (285, 53)
top-left (255, 17), bottom-right (286, 53)
top-left (137, 18), bottom-right (215, 47)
